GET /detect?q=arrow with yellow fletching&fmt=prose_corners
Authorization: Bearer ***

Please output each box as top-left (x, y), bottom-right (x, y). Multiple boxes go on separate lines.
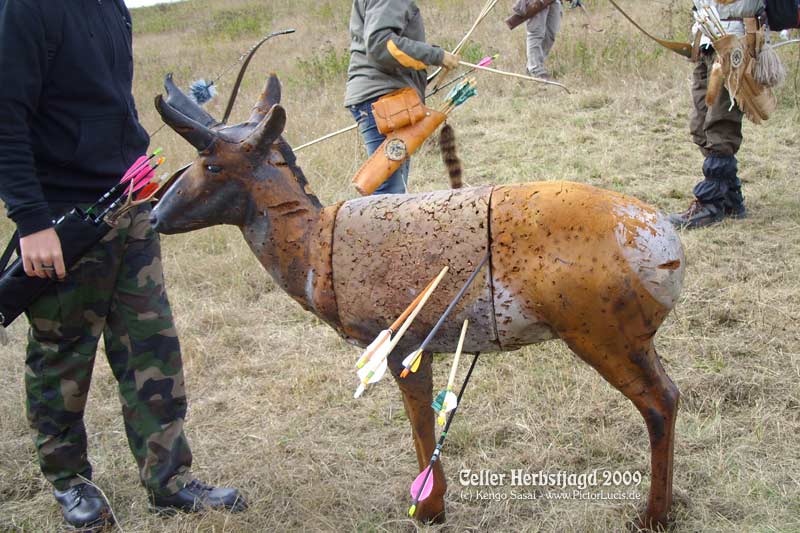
top-left (432, 320), bottom-right (468, 426)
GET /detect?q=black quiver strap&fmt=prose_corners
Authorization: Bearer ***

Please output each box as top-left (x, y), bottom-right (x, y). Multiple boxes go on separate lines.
top-left (0, 209), bottom-right (112, 330)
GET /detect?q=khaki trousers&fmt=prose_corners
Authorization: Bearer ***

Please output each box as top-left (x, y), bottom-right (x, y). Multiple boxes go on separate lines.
top-left (526, 0), bottom-right (562, 76)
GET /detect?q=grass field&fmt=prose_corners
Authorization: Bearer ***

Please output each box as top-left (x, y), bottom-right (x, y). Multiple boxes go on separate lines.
top-left (1, 0), bottom-right (799, 531)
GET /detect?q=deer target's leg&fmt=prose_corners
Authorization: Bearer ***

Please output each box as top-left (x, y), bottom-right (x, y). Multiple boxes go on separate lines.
top-left (633, 345), bottom-right (679, 530)
top-left (564, 337), bottom-right (679, 530)
top-left (388, 350), bottom-right (446, 524)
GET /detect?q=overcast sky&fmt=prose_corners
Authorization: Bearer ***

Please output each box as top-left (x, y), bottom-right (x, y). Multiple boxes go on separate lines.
top-left (125, 0), bottom-right (185, 8)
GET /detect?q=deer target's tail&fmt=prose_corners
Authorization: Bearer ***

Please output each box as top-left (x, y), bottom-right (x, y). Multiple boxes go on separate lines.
top-left (439, 123), bottom-right (463, 189)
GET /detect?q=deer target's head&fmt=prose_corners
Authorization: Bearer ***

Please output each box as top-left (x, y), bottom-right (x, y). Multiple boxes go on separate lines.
top-left (150, 74), bottom-right (315, 234)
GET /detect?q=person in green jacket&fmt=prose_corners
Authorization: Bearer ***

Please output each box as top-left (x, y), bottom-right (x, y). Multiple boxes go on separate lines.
top-left (345, 0), bottom-right (459, 194)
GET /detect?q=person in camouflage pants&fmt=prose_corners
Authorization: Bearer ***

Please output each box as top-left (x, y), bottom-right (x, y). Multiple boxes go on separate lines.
top-left (24, 205), bottom-right (193, 497)
top-left (0, 2), bottom-right (245, 526)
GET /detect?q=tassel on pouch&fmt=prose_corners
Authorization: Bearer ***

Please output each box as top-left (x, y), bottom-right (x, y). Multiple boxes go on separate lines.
top-left (755, 30), bottom-right (787, 88)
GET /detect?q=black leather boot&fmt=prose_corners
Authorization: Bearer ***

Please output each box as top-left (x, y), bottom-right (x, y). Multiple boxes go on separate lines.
top-left (149, 479), bottom-right (247, 515)
top-left (53, 483), bottom-right (113, 529)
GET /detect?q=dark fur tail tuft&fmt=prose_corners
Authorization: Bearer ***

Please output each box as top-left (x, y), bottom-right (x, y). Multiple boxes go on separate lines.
top-left (439, 123), bottom-right (463, 189)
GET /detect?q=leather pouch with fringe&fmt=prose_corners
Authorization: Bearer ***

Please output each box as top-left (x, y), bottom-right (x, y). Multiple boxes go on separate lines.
top-left (708, 26), bottom-right (776, 125)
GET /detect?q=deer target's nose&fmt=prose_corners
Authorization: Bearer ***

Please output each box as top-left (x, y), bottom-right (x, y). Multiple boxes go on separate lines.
top-left (149, 211), bottom-right (167, 233)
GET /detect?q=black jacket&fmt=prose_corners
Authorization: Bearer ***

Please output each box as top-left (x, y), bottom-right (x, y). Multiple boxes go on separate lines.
top-left (0, 0), bottom-right (149, 237)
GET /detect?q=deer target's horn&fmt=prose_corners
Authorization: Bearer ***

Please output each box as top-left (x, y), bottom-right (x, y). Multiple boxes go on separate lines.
top-left (248, 74), bottom-right (282, 124)
top-left (154, 94), bottom-right (218, 151)
top-left (163, 73), bottom-right (221, 128)
top-left (244, 104), bottom-right (286, 153)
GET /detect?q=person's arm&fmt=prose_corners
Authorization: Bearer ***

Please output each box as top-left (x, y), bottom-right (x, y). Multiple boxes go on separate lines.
top-left (363, 0), bottom-right (452, 73)
top-left (0, 0), bottom-right (64, 279)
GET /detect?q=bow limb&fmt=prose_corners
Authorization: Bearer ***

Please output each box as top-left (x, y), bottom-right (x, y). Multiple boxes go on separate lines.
top-left (221, 29), bottom-right (296, 124)
top-left (427, 0), bottom-right (500, 87)
top-left (607, 0), bottom-right (692, 58)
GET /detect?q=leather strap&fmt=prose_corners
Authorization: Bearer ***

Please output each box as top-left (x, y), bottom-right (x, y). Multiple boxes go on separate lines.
top-left (0, 231), bottom-right (19, 274)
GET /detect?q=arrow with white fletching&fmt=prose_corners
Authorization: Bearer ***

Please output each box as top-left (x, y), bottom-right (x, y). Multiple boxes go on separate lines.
top-left (354, 274), bottom-right (440, 369)
top-left (354, 266), bottom-right (449, 398)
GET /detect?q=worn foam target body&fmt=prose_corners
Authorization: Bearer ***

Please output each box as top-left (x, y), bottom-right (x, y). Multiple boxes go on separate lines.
top-left (151, 73), bottom-right (687, 530)
top-left (332, 187), bottom-right (497, 353)
top-left (329, 182), bottom-right (683, 355)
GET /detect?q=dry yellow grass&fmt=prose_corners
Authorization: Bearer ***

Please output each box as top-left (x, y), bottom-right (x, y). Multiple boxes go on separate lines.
top-left (1, 0), bottom-right (799, 531)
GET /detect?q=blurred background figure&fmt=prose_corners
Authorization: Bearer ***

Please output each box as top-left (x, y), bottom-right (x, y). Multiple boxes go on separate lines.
top-left (506, 0), bottom-right (563, 79)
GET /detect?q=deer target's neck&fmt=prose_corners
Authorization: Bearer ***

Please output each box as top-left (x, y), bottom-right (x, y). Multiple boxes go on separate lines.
top-left (241, 156), bottom-right (324, 307)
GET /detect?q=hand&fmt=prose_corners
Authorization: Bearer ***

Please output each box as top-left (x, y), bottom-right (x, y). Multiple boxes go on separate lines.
top-left (442, 52), bottom-right (461, 70)
top-left (19, 227), bottom-right (65, 280)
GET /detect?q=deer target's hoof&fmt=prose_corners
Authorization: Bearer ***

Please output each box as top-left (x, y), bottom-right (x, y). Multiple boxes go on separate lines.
top-left (413, 500), bottom-right (446, 525)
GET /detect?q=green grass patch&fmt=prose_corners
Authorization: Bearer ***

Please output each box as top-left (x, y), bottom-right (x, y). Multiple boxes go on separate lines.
top-left (295, 46), bottom-right (350, 85)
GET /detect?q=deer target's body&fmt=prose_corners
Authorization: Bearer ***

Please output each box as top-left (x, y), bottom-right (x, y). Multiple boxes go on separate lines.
top-left (319, 184), bottom-right (684, 355)
top-left (151, 74), bottom-right (686, 529)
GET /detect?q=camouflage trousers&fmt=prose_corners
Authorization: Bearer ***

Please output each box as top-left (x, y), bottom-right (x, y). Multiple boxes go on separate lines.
top-left (24, 205), bottom-right (192, 495)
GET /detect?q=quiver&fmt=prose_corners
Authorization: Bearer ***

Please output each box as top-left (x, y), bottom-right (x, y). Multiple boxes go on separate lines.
top-left (506, 0), bottom-right (558, 30)
top-left (708, 23), bottom-right (776, 125)
top-left (352, 109), bottom-right (447, 196)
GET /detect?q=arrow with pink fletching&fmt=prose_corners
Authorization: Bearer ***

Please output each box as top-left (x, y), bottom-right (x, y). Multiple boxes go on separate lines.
top-left (408, 350), bottom-right (480, 518)
top-left (85, 149), bottom-right (162, 218)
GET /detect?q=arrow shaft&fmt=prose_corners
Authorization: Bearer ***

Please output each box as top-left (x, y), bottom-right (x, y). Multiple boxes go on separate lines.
top-left (386, 266), bottom-right (448, 356)
top-left (774, 39), bottom-right (800, 50)
top-left (413, 253), bottom-right (488, 359)
top-left (411, 352), bottom-right (480, 508)
top-left (446, 320), bottom-right (468, 389)
top-left (428, 0), bottom-right (500, 86)
top-left (458, 61), bottom-right (571, 92)
top-left (294, 123), bottom-right (359, 152)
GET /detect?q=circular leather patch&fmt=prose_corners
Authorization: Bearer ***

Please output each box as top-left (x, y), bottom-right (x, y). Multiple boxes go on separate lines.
top-left (730, 46), bottom-right (744, 69)
top-left (385, 139), bottom-right (408, 161)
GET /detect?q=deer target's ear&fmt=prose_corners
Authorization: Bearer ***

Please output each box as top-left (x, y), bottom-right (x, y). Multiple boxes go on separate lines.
top-left (163, 73), bottom-right (220, 128)
top-left (155, 94), bottom-right (218, 151)
top-left (265, 74), bottom-right (281, 106)
top-left (244, 104), bottom-right (287, 154)
top-left (248, 74), bottom-right (282, 124)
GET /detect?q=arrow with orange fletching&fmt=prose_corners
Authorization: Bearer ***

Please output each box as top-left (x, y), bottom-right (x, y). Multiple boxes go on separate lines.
top-left (354, 266), bottom-right (449, 398)
top-left (400, 253), bottom-right (489, 378)
top-left (354, 274), bottom-right (440, 370)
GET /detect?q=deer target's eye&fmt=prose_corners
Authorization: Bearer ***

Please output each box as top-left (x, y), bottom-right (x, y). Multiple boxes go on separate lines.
top-left (206, 165), bottom-right (223, 174)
